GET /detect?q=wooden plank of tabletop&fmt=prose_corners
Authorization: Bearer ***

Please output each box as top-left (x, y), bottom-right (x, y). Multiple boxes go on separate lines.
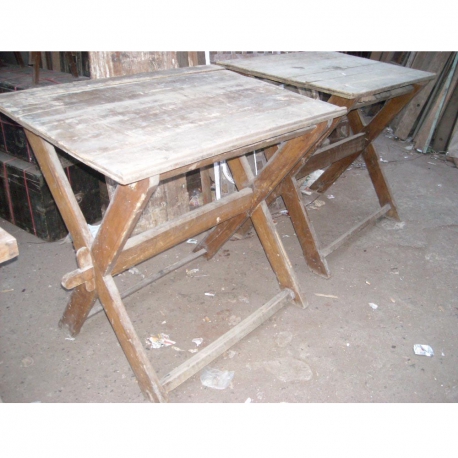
top-left (0, 65), bottom-right (345, 185)
top-left (218, 52), bottom-right (436, 99)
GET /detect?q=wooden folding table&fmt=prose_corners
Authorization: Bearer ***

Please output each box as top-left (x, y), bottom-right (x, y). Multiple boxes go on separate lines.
top-left (218, 52), bottom-right (435, 278)
top-left (0, 65), bottom-right (345, 401)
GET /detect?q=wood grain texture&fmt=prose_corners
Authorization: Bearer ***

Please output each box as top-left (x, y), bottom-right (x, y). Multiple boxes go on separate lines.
top-left (196, 122), bottom-right (333, 261)
top-left (277, 176), bottom-right (330, 278)
top-left (295, 133), bottom-right (366, 180)
top-left (414, 55), bottom-right (458, 152)
top-left (217, 52), bottom-right (435, 99)
top-left (432, 79), bottom-right (458, 152)
top-left (0, 227), bottom-right (18, 263)
top-left (96, 274), bottom-right (167, 402)
top-left (88, 52), bottom-right (192, 231)
top-left (0, 66), bottom-right (344, 184)
top-left (89, 52), bottom-right (178, 79)
top-left (115, 188), bottom-right (254, 274)
top-left (393, 52), bottom-right (452, 139)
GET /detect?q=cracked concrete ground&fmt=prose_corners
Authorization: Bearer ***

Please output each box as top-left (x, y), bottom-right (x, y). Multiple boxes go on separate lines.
top-left (1, 132), bottom-right (457, 403)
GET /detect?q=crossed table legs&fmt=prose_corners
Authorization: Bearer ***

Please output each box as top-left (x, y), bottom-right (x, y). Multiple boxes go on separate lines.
top-left (25, 120), bottom-right (333, 402)
top-left (252, 84), bottom-right (428, 280)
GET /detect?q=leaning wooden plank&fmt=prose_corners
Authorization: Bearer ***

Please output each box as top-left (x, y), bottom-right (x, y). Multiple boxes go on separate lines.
top-left (405, 52), bottom-right (417, 68)
top-left (370, 52), bottom-right (383, 61)
top-left (321, 204), bottom-right (391, 257)
top-left (432, 81), bottom-right (458, 152)
top-left (160, 288), bottom-right (293, 392)
top-left (89, 51), bottom-right (178, 79)
top-left (414, 54), bottom-right (458, 153)
top-left (0, 227), bottom-right (18, 263)
top-left (380, 52), bottom-right (395, 63)
top-left (447, 117), bottom-right (458, 166)
top-left (412, 54), bottom-right (455, 139)
top-left (393, 52), bottom-right (451, 139)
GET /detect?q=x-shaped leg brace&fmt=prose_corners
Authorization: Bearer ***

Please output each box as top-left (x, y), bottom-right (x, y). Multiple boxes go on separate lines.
top-left (25, 120), bottom-right (332, 402)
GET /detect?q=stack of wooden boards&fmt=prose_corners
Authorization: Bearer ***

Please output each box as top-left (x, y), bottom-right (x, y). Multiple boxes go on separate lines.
top-left (371, 52), bottom-right (458, 155)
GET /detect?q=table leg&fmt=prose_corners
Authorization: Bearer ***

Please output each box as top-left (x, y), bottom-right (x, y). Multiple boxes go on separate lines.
top-left (277, 176), bottom-right (330, 278)
top-left (310, 86), bottom-right (425, 217)
top-left (348, 110), bottom-right (400, 220)
top-left (25, 131), bottom-right (167, 401)
top-left (196, 122), bottom-right (331, 259)
top-left (264, 147), bottom-right (330, 278)
top-left (196, 122), bottom-right (332, 306)
top-left (25, 131), bottom-right (99, 334)
top-left (83, 177), bottom-right (167, 401)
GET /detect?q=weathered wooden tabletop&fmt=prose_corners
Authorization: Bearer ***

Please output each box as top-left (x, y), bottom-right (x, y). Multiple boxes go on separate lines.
top-left (0, 65), bottom-right (345, 185)
top-left (217, 52), bottom-right (436, 99)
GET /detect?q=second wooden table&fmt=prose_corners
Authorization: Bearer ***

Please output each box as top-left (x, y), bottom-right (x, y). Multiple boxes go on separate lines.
top-left (218, 52), bottom-right (435, 277)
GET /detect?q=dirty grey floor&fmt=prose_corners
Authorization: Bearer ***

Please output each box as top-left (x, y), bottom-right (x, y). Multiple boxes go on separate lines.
top-left (1, 132), bottom-right (457, 404)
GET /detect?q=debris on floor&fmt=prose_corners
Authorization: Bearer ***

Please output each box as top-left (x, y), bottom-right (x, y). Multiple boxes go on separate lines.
top-left (385, 127), bottom-right (394, 138)
top-left (186, 268), bottom-right (200, 276)
top-left (224, 350), bottom-right (237, 359)
top-left (128, 267), bottom-right (143, 277)
top-left (308, 199), bottom-right (326, 210)
top-left (21, 356), bottom-right (34, 367)
top-left (369, 302), bottom-right (379, 310)
top-left (276, 331), bottom-right (293, 348)
top-left (200, 367), bottom-right (234, 390)
top-left (228, 315), bottom-right (242, 326)
top-left (263, 358), bottom-right (313, 382)
top-left (145, 333), bottom-right (176, 349)
top-left (300, 169), bottom-right (324, 195)
top-left (413, 344), bottom-right (434, 357)
top-left (192, 338), bottom-right (203, 347)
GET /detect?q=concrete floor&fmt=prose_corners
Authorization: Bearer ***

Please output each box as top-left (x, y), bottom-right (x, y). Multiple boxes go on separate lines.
top-left (1, 132), bottom-right (457, 403)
